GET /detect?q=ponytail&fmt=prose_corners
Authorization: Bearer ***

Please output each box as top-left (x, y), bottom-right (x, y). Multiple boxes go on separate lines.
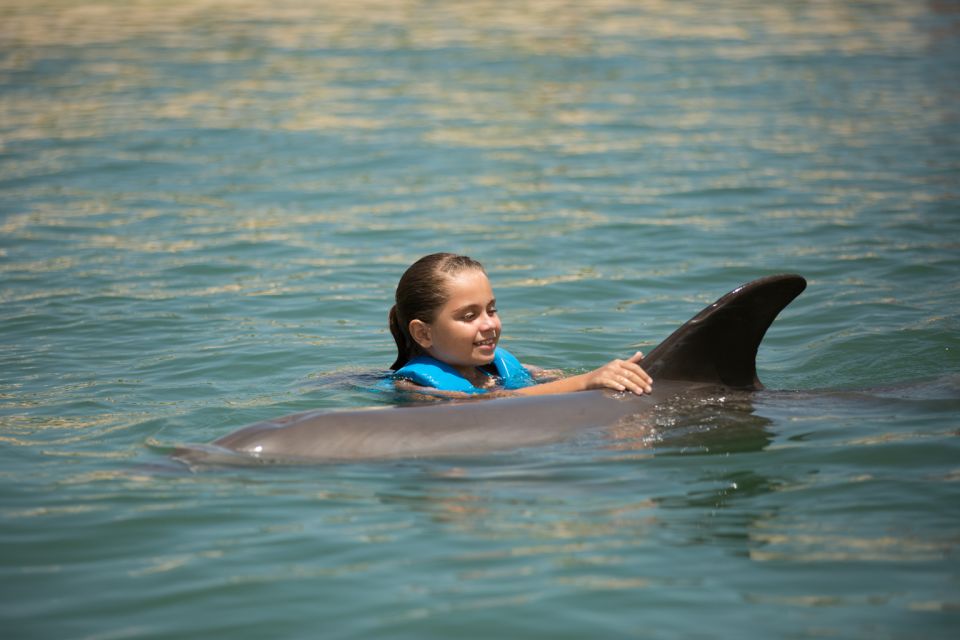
top-left (388, 304), bottom-right (417, 371)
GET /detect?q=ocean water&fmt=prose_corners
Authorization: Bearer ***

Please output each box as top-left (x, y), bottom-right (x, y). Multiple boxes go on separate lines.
top-left (2, 0), bottom-right (959, 638)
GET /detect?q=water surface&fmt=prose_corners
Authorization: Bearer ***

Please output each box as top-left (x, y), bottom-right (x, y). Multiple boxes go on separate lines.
top-left (1, 1), bottom-right (959, 638)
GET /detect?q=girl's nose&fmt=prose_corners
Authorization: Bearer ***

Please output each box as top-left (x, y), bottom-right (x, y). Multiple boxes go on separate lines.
top-left (479, 312), bottom-right (498, 332)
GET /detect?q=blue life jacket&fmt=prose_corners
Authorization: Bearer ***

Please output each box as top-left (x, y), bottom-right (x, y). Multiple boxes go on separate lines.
top-left (394, 347), bottom-right (535, 394)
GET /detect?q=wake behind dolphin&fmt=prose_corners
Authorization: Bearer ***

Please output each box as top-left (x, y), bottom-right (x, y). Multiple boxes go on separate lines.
top-left (174, 274), bottom-right (807, 464)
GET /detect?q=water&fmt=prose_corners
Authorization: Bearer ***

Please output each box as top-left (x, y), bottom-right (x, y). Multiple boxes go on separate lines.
top-left (2, 0), bottom-right (959, 637)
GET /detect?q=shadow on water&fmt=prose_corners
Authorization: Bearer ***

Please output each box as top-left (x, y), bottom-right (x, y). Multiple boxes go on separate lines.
top-left (605, 389), bottom-right (775, 457)
top-left (358, 391), bottom-right (783, 550)
top-left (597, 391), bottom-right (785, 553)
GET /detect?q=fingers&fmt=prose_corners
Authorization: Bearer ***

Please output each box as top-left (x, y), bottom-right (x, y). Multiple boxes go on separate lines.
top-left (583, 352), bottom-right (654, 395)
top-left (601, 355), bottom-right (653, 395)
top-left (619, 368), bottom-right (653, 395)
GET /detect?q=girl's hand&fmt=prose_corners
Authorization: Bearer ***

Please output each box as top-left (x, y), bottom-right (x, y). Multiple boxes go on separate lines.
top-left (583, 351), bottom-right (653, 395)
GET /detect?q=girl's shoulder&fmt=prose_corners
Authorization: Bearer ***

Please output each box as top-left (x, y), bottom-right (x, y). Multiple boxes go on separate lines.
top-left (393, 348), bottom-right (534, 393)
top-left (394, 356), bottom-right (480, 393)
top-left (492, 348), bottom-right (535, 390)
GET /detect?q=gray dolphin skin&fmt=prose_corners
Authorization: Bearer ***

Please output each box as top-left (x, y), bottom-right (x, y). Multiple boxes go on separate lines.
top-left (181, 274), bottom-right (806, 464)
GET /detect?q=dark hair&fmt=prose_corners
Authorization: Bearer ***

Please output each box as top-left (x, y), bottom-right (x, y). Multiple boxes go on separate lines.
top-left (389, 253), bottom-right (486, 370)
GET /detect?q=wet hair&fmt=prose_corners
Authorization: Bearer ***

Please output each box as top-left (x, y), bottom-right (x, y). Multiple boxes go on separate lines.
top-left (389, 253), bottom-right (486, 370)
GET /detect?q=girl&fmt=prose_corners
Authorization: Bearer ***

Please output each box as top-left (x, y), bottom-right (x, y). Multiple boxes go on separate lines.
top-left (388, 253), bottom-right (653, 397)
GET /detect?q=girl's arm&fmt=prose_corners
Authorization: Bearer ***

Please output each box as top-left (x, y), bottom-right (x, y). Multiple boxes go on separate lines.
top-left (524, 364), bottom-right (564, 381)
top-left (515, 351), bottom-right (652, 397)
top-left (393, 352), bottom-right (652, 400)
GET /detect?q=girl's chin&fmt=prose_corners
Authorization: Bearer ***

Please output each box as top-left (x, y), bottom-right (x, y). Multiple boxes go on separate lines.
top-left (473, 345), bottom-right (497, 360)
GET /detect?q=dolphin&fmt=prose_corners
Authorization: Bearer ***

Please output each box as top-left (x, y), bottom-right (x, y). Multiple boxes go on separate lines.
top-left (175, 274), bottom-right (806, 464)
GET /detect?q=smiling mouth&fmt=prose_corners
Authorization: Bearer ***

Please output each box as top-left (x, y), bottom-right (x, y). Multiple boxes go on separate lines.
top-left (474, 337), bottom-right (497, 348)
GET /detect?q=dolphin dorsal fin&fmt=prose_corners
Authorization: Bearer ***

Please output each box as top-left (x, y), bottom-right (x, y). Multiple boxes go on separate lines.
top-left (639, 274), bottom-right (806, 389)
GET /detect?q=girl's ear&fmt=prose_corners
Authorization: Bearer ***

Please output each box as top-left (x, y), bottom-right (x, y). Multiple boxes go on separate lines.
top-left (408, 319), bottom-right (432, 349)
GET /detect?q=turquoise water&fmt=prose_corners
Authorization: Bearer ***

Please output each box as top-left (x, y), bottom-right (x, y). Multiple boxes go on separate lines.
top-left (2, 0), bottom-right (959, 637)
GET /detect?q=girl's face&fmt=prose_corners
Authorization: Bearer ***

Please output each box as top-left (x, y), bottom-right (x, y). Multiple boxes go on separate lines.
top-left (412, 268), bottom-right (501, 376)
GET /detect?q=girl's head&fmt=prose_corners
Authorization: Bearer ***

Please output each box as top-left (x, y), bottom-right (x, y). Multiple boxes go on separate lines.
top-left (389, 253), bottom-right (501, 372)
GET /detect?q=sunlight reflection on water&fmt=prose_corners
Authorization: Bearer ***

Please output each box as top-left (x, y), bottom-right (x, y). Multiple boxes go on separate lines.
top-left (1, 1), bottom-right (959, 639)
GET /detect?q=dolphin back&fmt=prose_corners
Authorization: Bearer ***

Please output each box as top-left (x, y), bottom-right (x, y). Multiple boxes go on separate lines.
top-left (639, 274), bottom-right (806, 389)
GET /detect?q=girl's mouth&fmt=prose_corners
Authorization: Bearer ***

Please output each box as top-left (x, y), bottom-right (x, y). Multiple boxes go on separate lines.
top-left (474, 337), bottom-right (497, 349)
